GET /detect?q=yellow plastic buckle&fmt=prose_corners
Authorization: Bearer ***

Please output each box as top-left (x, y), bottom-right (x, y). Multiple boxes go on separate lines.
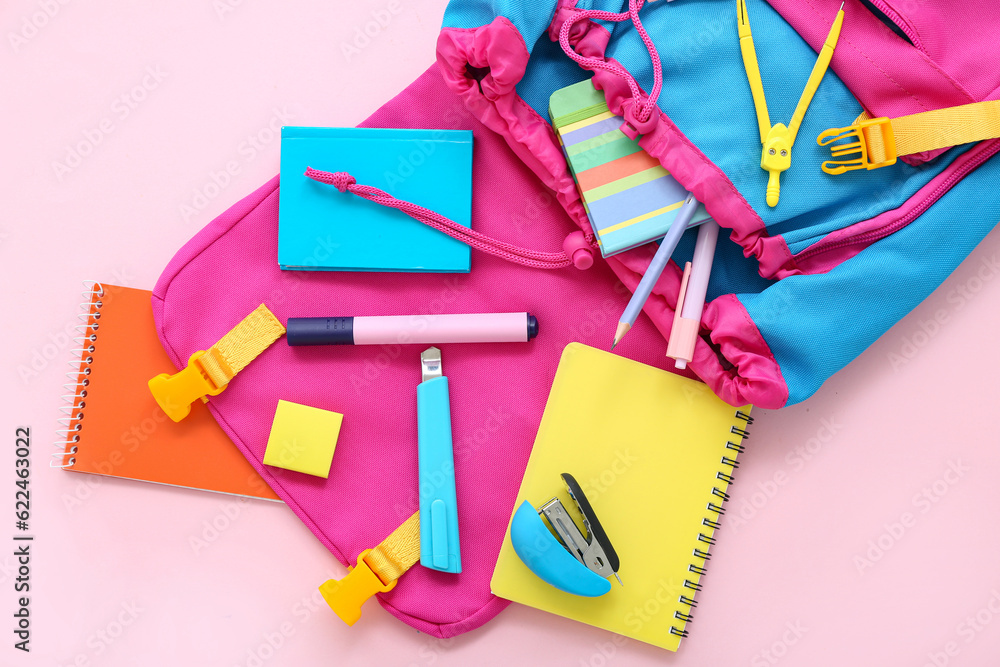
top-left (319, 549), bottom-right (397, 626)
top-left (147, 350), bottom-right (227, 423)
top-left (818, 117), bottom-right (897, 174)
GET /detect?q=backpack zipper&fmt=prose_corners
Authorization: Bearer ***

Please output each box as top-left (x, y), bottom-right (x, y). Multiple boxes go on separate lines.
top-left (863, 0), bottom-right (922, 51)
top-left (796, 140), bottom-right (1000, 262)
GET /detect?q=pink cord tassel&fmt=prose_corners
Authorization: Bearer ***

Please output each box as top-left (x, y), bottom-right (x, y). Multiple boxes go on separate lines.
top-left (304, 168), bottom-right (594, 271)
top-left (558, 0), bottom-right (663, 137)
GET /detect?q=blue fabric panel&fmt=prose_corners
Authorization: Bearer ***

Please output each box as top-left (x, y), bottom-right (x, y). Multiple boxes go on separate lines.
top-left (513, 0), bottom-right (628, 116)
top-left (782, 144), bottom-right (967, 255)
top-left (579, 0), bottom-right (630, 35)
top-left (741, 151), bottom-right (1000, 405)
top-left (703, 225), bottom-right (776, 300)
top-left (443, 0), bottom-right (559, 59)
top-left (517, 30), bottom-right (598, 117)
top-left (671, 224), bottom-right (776, 301)
top-left (602, 0), bottom-right (971, 243)
top-left (443, 0), bottom-right (553, 32)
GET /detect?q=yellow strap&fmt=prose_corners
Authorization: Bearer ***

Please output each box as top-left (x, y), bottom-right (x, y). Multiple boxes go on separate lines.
top-left (200, 304), bottom-right (285, 387)
top-left (365, 512), bottom-right (421, 583)
top-left (148, 304), bottom-right (285, 422)
top-left (820, 101), bottom-right (1000, 173)
top-left (872, 100), bottom-right (1000, 163)
top-left (319, 512), bottom-right (421, 626)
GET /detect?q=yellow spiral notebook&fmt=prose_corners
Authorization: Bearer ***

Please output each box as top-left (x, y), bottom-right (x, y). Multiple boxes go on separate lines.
top-left (490, 343), bottom-right (752, 651)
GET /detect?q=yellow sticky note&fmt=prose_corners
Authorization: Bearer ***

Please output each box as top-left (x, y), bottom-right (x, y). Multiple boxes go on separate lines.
top-left (264, 400), bottom-right (343, 478)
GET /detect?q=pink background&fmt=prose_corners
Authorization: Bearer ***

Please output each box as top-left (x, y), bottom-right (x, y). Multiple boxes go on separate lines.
top-left (3, 1), bottom-right (1000, 665)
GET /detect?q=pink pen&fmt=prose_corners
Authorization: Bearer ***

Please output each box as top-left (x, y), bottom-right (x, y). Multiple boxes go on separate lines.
top-left (286, 313), bottom-right (539, 346)
top-left (666, 220), bottom-right (720, 369)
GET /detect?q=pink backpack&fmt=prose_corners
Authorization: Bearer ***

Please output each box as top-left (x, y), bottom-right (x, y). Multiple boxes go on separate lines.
top-left (153, 66), bottom-right (674, 635)
top-left (154, 0), bottom-right (1000, 637)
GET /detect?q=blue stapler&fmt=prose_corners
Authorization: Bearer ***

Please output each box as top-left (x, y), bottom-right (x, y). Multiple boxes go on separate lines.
top-left (417, 346), bottom-right (461, 573)
top-left (510, 473), bottom-right (621, 597)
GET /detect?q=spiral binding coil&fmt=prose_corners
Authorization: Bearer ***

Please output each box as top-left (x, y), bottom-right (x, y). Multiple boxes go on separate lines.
top-left (51, 282), bottom-right (104, 469)
top-left (668, 408), bottom-right (753, 639)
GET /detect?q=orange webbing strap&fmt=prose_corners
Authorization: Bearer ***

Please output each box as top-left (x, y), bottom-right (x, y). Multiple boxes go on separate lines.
top-left (149, 304), bottom-right (285, 422)
top-left (319, 512), bottom-right (421, 626)
top-left (819, 100), bottom-right (1000, 174)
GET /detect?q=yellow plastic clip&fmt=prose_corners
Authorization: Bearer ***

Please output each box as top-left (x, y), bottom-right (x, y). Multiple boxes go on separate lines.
top-left (818, 117), bottom-right (897, 174)
top-left (147, 303), bottom-right (285, 423)
top-left (148, 350), bottom-right (227, 422)
top-left (319, 549), bottom-right (397, 626)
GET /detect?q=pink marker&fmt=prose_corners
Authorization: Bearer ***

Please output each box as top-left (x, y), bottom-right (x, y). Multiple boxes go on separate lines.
top-left (286, 313), bottom-right (539, 346)
top-left (667, 219), bottom-right (720, 369)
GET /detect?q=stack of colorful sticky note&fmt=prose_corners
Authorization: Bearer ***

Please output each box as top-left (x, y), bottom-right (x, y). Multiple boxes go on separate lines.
top-left (549, 79), bottom-right (710, 257)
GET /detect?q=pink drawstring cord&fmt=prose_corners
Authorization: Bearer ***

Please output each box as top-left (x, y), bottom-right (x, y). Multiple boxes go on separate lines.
top-left (304, 168), bottom-right (597, 270)
top-left (557, 0), bottom-right (663, 138)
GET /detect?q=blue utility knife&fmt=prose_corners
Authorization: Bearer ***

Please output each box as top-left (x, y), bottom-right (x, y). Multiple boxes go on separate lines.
top-left (417, 346), bottom-right (461, 573)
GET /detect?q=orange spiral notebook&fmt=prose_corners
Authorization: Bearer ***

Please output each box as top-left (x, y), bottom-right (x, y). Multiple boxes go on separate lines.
top-left (53, 283), bottom-right (280, 501)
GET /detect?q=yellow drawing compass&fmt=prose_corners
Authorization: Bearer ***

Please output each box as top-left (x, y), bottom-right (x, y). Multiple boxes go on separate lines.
top-left (737, 0), bottom-right (845, 207)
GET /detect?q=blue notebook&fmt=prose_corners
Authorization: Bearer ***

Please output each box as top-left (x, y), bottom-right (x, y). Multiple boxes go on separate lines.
top-left (278, 126), bottom-right (474, 272)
